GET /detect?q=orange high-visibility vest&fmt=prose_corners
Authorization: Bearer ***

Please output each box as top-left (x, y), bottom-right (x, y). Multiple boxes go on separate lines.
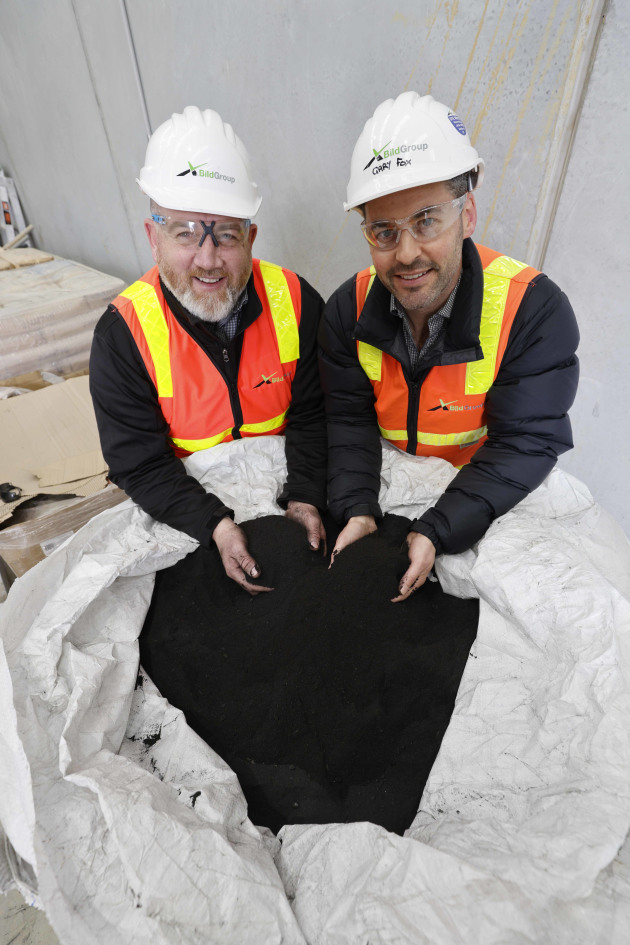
top-left (355, 244), bottom-right (540, 465)
top-left (115, 260), bottom-right (301, 457)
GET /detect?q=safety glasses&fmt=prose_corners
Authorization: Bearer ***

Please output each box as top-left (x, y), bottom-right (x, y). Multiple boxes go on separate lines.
top-left (151, 213), bottom-right (251, 250)
top-left (361, 194), bottom-right (468, 250)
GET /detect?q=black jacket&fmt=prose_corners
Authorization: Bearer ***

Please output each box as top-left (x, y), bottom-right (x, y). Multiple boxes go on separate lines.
top-left (319, 239), bottom-right (580, 556)
top-left (90, 268), bottom-right (327, 547)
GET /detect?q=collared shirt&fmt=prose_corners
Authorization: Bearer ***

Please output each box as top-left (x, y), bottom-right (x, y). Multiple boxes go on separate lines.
top-left (185, 288), bottom-right (249, 342)
top-left (390, 274), bottom-right (461, 374)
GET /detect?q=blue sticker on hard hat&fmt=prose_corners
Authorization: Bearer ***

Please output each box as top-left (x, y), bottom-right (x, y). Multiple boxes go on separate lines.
top-left (448, 112), bottom-right (467, 136)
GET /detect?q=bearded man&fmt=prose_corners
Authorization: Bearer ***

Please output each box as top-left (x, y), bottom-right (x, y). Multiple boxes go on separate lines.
top-left (90, 106), bottom-right (327, 593)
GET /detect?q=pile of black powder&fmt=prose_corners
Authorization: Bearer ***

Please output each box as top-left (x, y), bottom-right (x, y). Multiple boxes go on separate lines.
top-left (140, 513), bottom-right (478, 834)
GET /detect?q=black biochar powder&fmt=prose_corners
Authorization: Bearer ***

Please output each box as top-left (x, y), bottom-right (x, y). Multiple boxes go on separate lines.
top-left (139, 514), bottom-right (478, 835)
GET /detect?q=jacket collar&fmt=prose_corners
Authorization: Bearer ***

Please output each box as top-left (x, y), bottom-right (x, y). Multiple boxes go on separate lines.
top-left (354, 238), bottom-right (484, 367)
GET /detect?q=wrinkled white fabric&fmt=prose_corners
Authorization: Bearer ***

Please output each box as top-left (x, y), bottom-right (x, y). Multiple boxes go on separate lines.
top-left (0, 436), bottom-right (629, 944)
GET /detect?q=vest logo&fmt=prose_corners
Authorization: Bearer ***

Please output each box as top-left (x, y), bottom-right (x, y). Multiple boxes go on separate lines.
top-left (177, 161), bottom-right (235, 183)
top-left (428, 398), bottom-right (480, 412)
top-left (253, 371), bottom-right (290, 389)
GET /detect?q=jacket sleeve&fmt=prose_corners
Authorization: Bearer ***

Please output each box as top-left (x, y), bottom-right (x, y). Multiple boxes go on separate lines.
top-left (411, 275), bottom-right (580, 555)
top-left (277, 278), bottom-right (328, 510)
top-left (318, 278), bottom-right (384, 522)
top-left (89, 306), bottom-right (234, 547)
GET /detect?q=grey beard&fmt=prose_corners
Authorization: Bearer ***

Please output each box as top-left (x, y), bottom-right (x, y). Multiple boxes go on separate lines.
top-left (161, 273), bottom-right (238, 323)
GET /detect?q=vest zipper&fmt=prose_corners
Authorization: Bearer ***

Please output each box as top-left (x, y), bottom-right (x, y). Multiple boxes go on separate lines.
top-left (220, 346), bottom-right (243, 439)
top-left (407, 381), bottom-right (419, 454)
top-left (405, 368), bottom-right (429, 455)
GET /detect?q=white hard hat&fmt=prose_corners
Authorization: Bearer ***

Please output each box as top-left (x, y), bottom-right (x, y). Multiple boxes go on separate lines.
top-left (137, 105), bottom-right (262, 218)
top-left (344, 91), bottom-right (484, 211)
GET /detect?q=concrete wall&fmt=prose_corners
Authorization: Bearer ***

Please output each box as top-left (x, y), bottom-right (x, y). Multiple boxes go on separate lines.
top-left (0, 0), bottom-right (149, 277)
top-left (0, 0), bottom-right (627, 531)
top-left (544, 0), bottom-right (630, 532)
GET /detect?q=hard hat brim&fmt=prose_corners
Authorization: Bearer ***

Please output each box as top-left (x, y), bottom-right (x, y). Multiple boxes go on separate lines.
top-left (137, 179), bottom-right (262, 219)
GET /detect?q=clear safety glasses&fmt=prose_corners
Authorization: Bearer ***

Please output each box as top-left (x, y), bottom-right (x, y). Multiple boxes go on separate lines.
top-left (151, 213), bottom-right (251, 251)
top-left (361, 193), bottom-right (468, 251)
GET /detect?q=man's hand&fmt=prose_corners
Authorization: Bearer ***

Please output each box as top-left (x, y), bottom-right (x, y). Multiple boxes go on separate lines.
top-left (212, 517), bottom-right (273, 596)
top-left (391, 532), bottom-right (436, 602)
top-left (329, 514), bottom-right (377, 567)
top-left (286, 501), bottom-right (327, 553)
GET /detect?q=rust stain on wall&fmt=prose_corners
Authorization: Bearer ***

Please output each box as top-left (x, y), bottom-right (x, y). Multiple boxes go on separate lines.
top-left (444, 0), bottom-right (460, 29)
top-left (428, 15), bottom-right (459, 96)
top-left (480, 0), bottom-right (569, 244)
top-left (472, 0), bottom-right (531, 147)
top-left (467, 0), bottom-right (509, 138)
top-left (534, 5), bottom-right (573, 168)
top-left (403, 0), bottom-right (445, 91)
top-left (454, 0), bottom-right (491, 113)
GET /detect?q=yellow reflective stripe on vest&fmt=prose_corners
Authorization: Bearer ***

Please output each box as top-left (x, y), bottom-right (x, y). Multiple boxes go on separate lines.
top-left (356, 267), bottom-right (381, 379)
top-left (258, 261), bottom-right (300, 363)
top-left (364, 266), bottom-right (377, 297)
top-left (358, 341), bottom-right (383, 381)
top-left (120, 281), bottom-right (173, 398)
top-left (170, 411), bottom-right (289, 452)
top-left (465, 255), bottom-right (529, 395)
top-left (241, 410), bottom-right (288, 435)
top-left (171, 429), bottom-right (232, 452)
top-left (379, 424), bottom-right (487, 447)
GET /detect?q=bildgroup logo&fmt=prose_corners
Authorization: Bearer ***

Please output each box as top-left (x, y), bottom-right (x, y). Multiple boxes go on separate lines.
top-left (364, 141), bottom-right (429, 176)
top-left (428, 398), bottom-right (457, 411)
top-left (253, 371), bottom-right (290, 389)
top-left (428, 399), bottom-right (480, 412)
top-left (177, 161), bottom-right (235, 183)
top-left (363, 141), bottom-right (392, 170)
top-left (177, 161), bottom-right (207, 177)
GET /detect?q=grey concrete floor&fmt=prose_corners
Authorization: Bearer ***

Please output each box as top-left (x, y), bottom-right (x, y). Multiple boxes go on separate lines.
top-left (0, 889), bottom-right (59, 945)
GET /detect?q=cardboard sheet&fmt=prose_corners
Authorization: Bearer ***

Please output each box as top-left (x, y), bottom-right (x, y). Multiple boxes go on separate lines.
top-left (0, 377), bottom-right (108, 523)
top-left (0, 369), bottom-right (89, 392)
top-left (0, 486), bottom-right (127, 581)
top-left (1, 438), bottom-right (629, 944)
